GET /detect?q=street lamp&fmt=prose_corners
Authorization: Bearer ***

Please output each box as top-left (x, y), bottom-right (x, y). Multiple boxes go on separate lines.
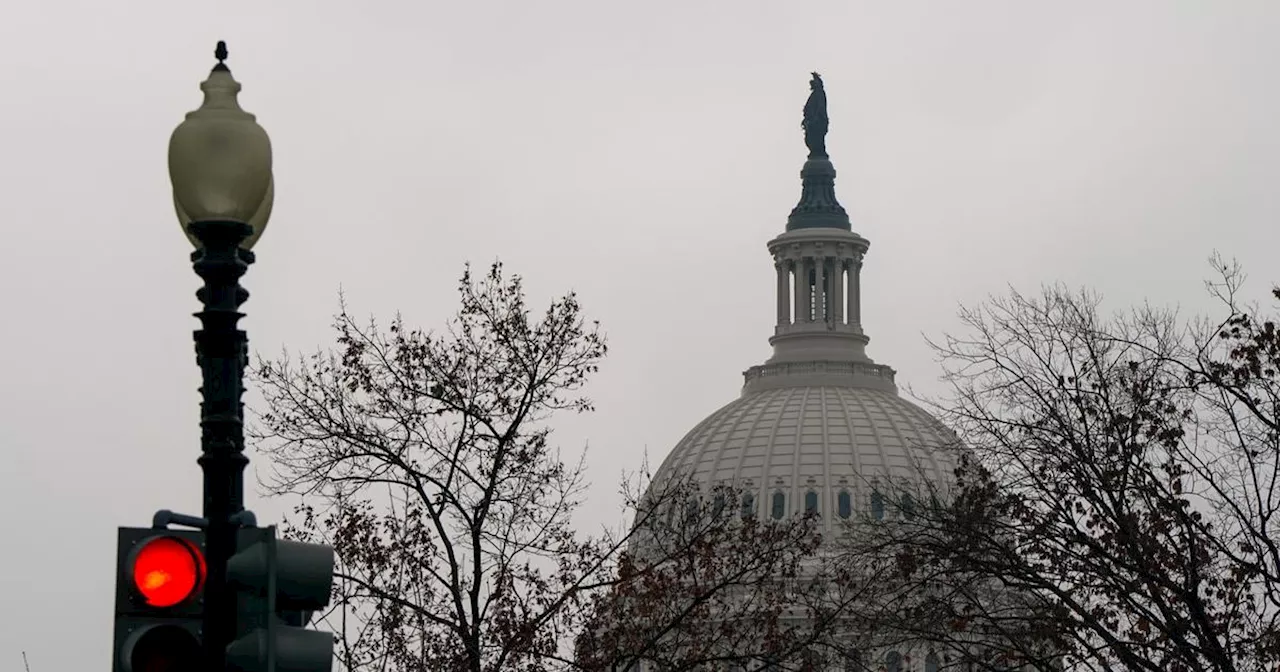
top-left (168, 40), bottom-right (273, 671)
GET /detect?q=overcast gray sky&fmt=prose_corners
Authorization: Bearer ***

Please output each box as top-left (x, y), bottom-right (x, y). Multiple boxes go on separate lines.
top-left (3, 1), bottom-right (1280, 668)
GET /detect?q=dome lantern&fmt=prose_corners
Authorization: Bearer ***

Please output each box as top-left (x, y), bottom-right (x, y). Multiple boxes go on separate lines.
top-left (753, 73), bottom-right (893, 387)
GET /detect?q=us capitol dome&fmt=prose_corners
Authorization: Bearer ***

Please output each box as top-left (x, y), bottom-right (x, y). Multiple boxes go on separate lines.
top-left (650, 74), bottom-right (958, 537)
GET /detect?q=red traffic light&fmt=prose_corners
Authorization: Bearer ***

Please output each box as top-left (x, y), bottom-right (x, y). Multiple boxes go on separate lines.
top-left (130, 536), bottom-right (206, 608)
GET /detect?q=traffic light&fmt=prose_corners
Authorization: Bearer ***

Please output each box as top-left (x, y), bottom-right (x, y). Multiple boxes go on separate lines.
top-left (113, 527), bottom-right (207, 672)
top-left (226, 525), bottom-right (335, 672)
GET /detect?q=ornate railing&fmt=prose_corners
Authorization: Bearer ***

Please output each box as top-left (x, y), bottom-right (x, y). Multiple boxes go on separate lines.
top-left (742, 359), bottom-right (896, 385)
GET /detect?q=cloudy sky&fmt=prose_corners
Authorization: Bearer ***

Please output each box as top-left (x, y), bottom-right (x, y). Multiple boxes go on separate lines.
top-left (3, 0), bottom-right (1280, 668)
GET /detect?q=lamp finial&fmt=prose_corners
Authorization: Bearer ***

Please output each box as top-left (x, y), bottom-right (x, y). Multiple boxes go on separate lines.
top-left (213, 41), bottom-right (229, 72)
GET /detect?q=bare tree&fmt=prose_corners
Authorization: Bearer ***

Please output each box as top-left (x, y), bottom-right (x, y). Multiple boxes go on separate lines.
top-left (838, 260), bottom-right (1280, 671)
top-left (251, 262), bottom-right (836, 672)
top-left (253, 262), bottom-right (610, 671)
top-left (574, 476), bottom-right (869, 672)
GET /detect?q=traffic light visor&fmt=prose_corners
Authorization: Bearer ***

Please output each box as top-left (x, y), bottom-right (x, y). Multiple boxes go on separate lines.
top-left (131, 536), bottom-right (206, 608)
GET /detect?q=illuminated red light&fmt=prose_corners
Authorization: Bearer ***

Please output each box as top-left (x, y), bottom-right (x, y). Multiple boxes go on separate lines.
top-left (131, 536), bottom-right (206, 608)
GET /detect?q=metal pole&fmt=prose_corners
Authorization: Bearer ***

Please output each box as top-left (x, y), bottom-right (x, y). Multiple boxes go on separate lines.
top-left (191, 219), bottom-right (254, 671)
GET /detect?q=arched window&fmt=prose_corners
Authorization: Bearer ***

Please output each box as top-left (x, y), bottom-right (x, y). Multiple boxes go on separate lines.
top-left (804, 490), bottom-right (819, 515)
top-left (712, 493), bottom-right (726, 519)
top-left (771, 491), bottom-right (786, 519)
top-left (842, 650), bottom-right (862, 672)
top-left (925, 652), bottom-right (940, 672)
top-left (870, 491), bottom-right (885, 520)
top-left (902, 493), bottom-right (916, 520)
top-left (683, 498), bottom-right (699, 526)
top-left (837, 490), bottom-right (852, 519)
top-left (885, 650), bottom-right (902, 672)
top-left (741, 493), bottom-right (755, 519)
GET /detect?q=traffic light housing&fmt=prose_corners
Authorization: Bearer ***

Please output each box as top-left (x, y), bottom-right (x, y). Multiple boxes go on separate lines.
top-left (113, 527), bottom-right (207, 672)
top-left (226, 525), bottom-right (335, 672)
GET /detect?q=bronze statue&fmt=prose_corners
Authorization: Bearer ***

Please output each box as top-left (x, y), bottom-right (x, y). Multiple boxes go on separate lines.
top-left (802, 72), bottom-right (828, 158)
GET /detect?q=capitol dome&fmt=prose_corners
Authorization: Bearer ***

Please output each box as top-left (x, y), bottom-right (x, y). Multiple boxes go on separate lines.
top-left (649, 74), bottom-right (958, 535)
top-left (609, 74), bottom-right (998, 672)
top-left (653, 384), bottom-right (957, 536)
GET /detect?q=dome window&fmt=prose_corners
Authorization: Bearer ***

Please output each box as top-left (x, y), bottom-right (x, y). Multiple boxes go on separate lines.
top-left (712, 493), bottom-right (727, 519)
top-left (837, 490), bottom-right (852, 519)
top-left (804, 490), bottom-right (819, 515)
top-left (771, 491), bottom-right (786, 520)
top-left (925, 652), bottom-right (941, 672)
top-left (902, 493), bottom-right (917, 520)
top-left (885, 650), bottom-right (902, 672)
top-left (683, 498), bottom-right (700, 526)
top-left (870, 491), bottom-right (885, 521)
top-left (741, 493), bottom-right (756, 519)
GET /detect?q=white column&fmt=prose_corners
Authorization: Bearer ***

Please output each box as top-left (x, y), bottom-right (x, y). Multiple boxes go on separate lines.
top-left (831, 258), bottom-right (845, 326)
top-left (792, 257), bottom-right (806, 324)
top-left (848, 256), bottom-right (862, 327)
top-left (812, 259), bottom-right (823, 323)
top-left (803, 256), bottom-right (814, 321)
top-left (775, 259), bottom-right (790, 326)
top-left (803, 257), bottom-right (814, 320)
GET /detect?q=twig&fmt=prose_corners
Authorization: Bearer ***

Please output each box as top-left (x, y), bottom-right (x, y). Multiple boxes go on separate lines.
top-left (22, 651), bottom-right (30, 672)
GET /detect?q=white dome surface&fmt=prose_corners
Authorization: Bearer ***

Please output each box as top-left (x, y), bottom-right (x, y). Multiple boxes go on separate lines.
top-left (651, 384), bottom-right (957, 534)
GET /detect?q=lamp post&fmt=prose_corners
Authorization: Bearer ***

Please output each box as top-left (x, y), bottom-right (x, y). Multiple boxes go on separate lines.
top-left (168, 41), bottom-right (274, 671)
